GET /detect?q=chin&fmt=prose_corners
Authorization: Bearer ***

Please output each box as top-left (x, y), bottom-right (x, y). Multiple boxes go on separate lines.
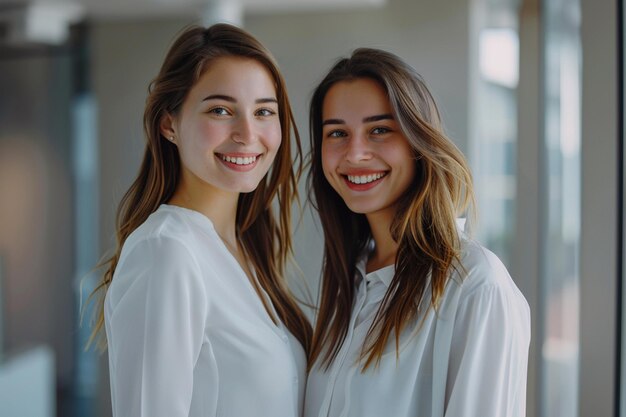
top-left (344, 202), bottom-right (379, 215)
top-left (236, 181), bottom-right (264, 194)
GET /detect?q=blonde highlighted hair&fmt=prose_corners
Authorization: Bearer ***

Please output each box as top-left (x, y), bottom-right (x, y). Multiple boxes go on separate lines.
top-left (308, 48), bottom-right (474, 370)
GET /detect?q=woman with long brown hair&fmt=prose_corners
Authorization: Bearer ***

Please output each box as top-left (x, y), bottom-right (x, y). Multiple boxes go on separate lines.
top-left (89, 24), bottom-right (311, 417)
top-left (305, 48), bottom-right (530, 417)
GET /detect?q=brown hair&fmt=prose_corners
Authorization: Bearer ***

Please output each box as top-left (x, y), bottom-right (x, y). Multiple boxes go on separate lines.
top-left (88, 23), bottom-right (311, 353)
top-left (308, 48), bottom-right (474, 370)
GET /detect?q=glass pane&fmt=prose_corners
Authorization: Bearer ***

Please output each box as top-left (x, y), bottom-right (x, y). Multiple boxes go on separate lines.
top-left (472, 3), bottom-right (518, 268)
top-left (541, 0), bottom-right (582, 415)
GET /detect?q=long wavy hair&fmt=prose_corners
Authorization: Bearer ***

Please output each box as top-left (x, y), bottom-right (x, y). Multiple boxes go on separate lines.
top-left (88, 23), bottom-right (311, 353)
top-left (308, 48), bottom-right (475, 370)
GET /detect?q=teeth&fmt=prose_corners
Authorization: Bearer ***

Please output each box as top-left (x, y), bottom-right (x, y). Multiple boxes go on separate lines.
top-left (347, 173), bottom-right (385, 184)
top-left (221, 155), bottom-right (257, 165)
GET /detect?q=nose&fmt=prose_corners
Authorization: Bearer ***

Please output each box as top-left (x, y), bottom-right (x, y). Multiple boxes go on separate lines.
top-left (345, 133), bottom-right (373, 163)
top-left (231, 115), bottom-right (256, 145)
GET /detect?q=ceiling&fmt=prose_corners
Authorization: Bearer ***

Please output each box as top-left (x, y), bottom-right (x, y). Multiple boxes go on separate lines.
top-left (0, 0), bottom-right (386, 20)
top-left (0, 0), bottom-right (386, 45)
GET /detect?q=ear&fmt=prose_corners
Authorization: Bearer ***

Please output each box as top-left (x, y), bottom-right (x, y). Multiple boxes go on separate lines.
top-left (159, 113), bottom-right (177, 143)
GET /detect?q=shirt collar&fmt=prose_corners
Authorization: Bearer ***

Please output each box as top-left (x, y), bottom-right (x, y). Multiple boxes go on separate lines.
top-left (354, 218), bottom-right (466, 289)
top-left (455, 217), bottom-right (467, 234)
top-left (355, 252), bottom-right (395, 289)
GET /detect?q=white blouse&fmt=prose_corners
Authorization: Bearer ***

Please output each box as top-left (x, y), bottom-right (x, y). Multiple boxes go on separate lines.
top-left (105, 204), bottom-right (306, 417)
top-left (305, 236), bottom-right (530, 417)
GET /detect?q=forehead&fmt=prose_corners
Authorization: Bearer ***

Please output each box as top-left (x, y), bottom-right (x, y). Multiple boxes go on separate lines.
top-left (189, 56), bottom-right (277, 98)
top-left (322, 78), bottom-right (391, 118)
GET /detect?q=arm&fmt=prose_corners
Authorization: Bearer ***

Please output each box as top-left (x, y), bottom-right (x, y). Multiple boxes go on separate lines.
top-left (106, 236), bottom-right (208, 417)
top-left (444, 274), bottom-right (531, 416)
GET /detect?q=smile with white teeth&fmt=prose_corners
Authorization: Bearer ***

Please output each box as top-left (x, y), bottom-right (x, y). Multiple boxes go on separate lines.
top-left (220, 155), bottom-right (257, 165)
top-left (346, 172), bottom-right (386, 184)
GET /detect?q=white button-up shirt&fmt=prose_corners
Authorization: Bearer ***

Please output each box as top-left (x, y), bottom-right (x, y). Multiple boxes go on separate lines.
top-left (305, 236), bottom-right (530, 417)
top-left (105, 204), bottom-right (306, 417)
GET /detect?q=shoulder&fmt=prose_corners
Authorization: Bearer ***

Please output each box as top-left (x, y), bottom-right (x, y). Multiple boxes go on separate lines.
top-left (451, 238), bottom-right (528, 312)
top-left (119, 208), bottom-right (206, 276)
top-left (441, 239), bottom-right (531, 345)
top-left (457, 239), bottom-right (508, 287)
top-left (123, 206), bottom-right (199, 251)
top-left (108, 210), bottom-right (208, 304)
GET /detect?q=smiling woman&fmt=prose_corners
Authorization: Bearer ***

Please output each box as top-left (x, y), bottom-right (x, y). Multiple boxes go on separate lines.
top-left (305, 48), bottom-right (530, 417)
top-left (160, 56), bottom-right (282, 203)
top-left (87, 23), bottom-right (311, 417)
top-left (320, 78), bottom-right (415, 221)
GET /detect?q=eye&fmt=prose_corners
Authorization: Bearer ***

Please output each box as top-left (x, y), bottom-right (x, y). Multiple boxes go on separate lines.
top-left (255, 108), bottom-right (277, 117)
top-left (325, 129), bottom-right (348, 139)
top-left (371, 126), bottom-right (391, 135)
top-left (207, 106), bottom-right (231, 116)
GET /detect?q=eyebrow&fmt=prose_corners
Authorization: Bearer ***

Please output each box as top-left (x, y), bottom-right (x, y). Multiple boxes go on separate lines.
top-left (322, 113), bottom-right (395, 126)
top-left (364, 114), bottom-right (394, 123)
top-left (202, 94), bottom-right (278, 104)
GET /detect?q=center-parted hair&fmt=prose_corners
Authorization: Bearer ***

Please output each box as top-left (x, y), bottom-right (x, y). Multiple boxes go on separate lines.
top-left (308, 48), bottom-right (475, 370)
top-left (89, 23), bottom-right (311, 354)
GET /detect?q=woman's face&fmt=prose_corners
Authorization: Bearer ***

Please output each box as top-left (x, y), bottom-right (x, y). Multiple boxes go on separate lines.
top-left (163, 56), bottom-right (281, 196)
top-left (321, 78), bottom-right (415, 218)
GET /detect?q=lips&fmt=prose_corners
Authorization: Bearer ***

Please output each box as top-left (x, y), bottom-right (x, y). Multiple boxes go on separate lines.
top-left (346, 172), bottom-right (386, 185)
top-left (341, 171), bottom-right (388, 190)
top-left (220, 154), bottom-right (257, 165)
top-left (216, 153), bottom-right (262, 171)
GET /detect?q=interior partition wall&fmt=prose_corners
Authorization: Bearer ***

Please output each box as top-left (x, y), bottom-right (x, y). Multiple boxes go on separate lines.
top-left (578, 0), bottom-right (619, 415)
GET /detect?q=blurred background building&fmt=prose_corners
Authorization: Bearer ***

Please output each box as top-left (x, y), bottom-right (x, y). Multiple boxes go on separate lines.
top-left (0, 0), bottom-right (619, 416)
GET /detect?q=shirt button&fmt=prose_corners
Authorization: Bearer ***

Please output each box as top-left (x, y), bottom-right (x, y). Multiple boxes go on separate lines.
top-left (293, 377), bottom-right (298, 384)
top-left (281, 334), bottom-right (289, 343)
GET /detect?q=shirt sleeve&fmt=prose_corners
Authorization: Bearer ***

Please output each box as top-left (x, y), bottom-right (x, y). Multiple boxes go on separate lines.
top-left (106, 236), bottom-right (209, 417)
top-left (444, 280), bottom-right (531, 417)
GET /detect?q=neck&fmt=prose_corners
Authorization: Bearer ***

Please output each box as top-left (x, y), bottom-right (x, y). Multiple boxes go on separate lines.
top-left (169, 180), bottom-right (239, 246)
top-left (365, 208), bottom-right (399, 273)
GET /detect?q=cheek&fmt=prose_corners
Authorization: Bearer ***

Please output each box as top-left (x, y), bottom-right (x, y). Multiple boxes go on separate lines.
top-left (389, 141), bottom-right (416, 177)
top-left (263, 122), bottom-right (282, 152)
top-left (183, 123), bottom-right (222, 151)
top-left (320, 143), bottom-right (336, 179)
top-left (396, 154), bottom-right (417, 193)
